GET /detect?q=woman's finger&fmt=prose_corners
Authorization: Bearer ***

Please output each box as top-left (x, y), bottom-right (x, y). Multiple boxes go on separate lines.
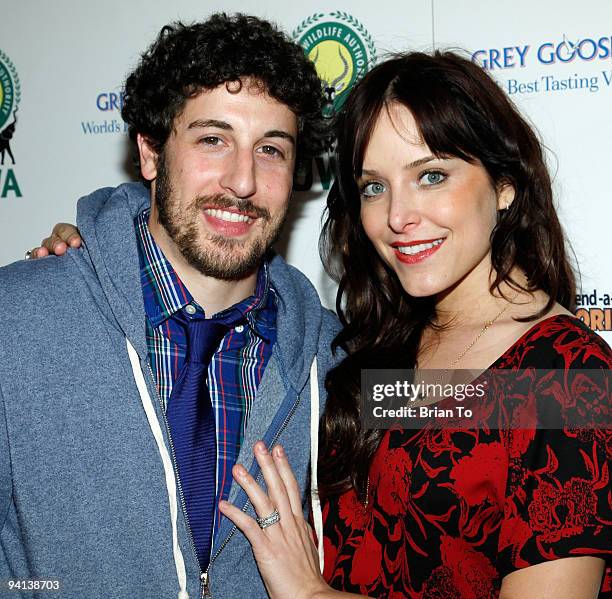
top-left (41, 235), bottom-right (68, 255)
top-left (232, 463), bottom-right (277, 521)
top-left (52, 223), bottom-right (81, 246)
top-left (272, 445), bottom-right (304, 518)
top-left (30, 246), bottom-right (49, 259)
top-left (253, 441), bottom-right (295, 527)
top-left (218, 499), bottom-right (266, 548)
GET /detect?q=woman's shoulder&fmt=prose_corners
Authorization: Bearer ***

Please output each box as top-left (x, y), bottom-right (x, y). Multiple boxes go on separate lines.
top-left (496, 313), bottom-right (612, 369)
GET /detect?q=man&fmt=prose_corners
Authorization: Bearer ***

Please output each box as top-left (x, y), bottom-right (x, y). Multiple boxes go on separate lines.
top-left (0, 14), bottom-right (340, 598)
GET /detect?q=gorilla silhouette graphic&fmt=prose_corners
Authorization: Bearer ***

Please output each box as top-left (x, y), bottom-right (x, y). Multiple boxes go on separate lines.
top-left (0, 113), bottom-right (17, 165)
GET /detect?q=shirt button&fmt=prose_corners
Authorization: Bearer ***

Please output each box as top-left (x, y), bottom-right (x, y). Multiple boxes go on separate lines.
top-left (185, 304), bottom-right (197, 315)
top-left (235, 324), bottom-right (244, 333)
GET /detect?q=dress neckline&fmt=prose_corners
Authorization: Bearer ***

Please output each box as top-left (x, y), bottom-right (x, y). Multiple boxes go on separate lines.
top-left (487, 313), bottom-right (579, 370)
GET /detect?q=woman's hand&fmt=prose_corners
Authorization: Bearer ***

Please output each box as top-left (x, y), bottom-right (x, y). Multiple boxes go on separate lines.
top-left (28, 223), bottom-right (81, 258)
top-left (219, 442), bottom-right (335, 599)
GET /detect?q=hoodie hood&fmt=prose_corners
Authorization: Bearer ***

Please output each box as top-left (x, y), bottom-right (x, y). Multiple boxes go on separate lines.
top-left (76, 182), bottom-right (150, 356)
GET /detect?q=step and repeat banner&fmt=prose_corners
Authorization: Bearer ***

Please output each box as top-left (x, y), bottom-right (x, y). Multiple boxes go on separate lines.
top-left (1, 0), bottom-right (610, 341)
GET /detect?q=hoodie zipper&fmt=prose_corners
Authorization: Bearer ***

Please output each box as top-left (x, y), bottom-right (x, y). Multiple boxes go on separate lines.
top-left (144, 362), bottom-right (204, 596)
top-left (201, 390), bottom-right (303, 598)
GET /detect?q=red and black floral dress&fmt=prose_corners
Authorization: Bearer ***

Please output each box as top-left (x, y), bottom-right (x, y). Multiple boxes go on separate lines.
top-left (322, 315), bottom-right (611, 598)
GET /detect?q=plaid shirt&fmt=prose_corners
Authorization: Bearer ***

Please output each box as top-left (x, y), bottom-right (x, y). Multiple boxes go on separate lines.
top-left (135, 209), bottom-right (277, 543)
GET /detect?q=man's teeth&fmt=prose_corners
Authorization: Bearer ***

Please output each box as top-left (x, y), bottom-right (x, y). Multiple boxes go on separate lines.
top-left (397, 238), bottom-right (444, 255)
top-left (204, 208), bottom-right (252, 223)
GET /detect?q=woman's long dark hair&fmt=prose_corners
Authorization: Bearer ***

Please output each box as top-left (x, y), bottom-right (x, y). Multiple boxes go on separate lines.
top-left (318, 51), bottom-right (576, 499)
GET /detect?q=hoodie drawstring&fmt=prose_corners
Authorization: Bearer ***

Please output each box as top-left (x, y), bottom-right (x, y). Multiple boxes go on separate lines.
top-left (126, 338), bottom-right (324, 595)
top-left (126, 339), bottom-right (190, 599)
top-left (309, 356), bottom-right (325, 573)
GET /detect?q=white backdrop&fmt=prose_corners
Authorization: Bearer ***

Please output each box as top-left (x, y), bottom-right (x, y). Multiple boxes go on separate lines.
top-left (1, 0), bottom-right (610, 341)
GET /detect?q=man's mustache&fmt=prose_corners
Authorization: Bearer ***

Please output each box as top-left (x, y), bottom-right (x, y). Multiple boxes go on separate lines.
top-left (195, 194), bottom-right (271, 220)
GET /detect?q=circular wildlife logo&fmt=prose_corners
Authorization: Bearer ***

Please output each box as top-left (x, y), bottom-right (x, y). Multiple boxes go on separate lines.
top-left (0, 50), bottom-right (19, 130)
top-left (0, 49), bottom-right (20, 164)
top-left (294, 12), bottom-right (376, 118)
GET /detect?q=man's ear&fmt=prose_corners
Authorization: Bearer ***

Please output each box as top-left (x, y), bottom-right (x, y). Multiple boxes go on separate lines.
top-left (497, 181), bottom-right (516, 211)
top-left (137, 133), bottom-right (159, 181)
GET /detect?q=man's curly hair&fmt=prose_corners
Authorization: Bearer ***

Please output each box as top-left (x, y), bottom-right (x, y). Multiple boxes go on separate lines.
top-left (122, 13), bottom-right (326, 169)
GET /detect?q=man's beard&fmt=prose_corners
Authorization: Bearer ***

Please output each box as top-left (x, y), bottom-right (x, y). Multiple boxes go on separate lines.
top-left (154, 152), bottom-right (288, 281)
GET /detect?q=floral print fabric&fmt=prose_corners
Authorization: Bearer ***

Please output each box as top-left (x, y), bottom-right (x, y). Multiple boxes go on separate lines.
top-left (322, 315), bottom-right (611, 597)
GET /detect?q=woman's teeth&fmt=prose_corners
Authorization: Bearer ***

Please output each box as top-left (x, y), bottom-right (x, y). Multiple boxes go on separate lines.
top-left (397, 239), bottom-right (444, 255)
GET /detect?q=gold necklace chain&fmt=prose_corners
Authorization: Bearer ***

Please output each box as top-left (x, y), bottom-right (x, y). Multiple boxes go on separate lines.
top-left (362, 296), bottom-right (517, 507)
top-left (450, 298), bottom-right (514, 367)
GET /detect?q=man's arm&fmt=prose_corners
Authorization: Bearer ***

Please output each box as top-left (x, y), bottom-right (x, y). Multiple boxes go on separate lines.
top-left (30, 223), bottom-right (81, 258)
top-left (0, 383), bottom-right (11, 534)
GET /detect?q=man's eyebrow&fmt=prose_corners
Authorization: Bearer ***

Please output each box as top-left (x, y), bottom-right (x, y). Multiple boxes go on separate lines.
top-left (360, 155), bottom-right (439, 177)
top-left (263, 130), bottom-right (295, 146)
top-left (187, 119), bottom-right (232, 130)
top-left (186, 121), bottom-right (295, 146)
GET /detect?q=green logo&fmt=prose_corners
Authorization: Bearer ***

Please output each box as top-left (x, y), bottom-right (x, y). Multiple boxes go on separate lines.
top-left (0, 49), bottom-right (19, 131)
top-left (0, 48), bottom-right (21, 196)
top-left (293, 12), bottom-right (376, 117)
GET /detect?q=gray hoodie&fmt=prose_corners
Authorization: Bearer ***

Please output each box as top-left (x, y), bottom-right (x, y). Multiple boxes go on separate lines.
top-left (0, 183), bottom-right (341, 598)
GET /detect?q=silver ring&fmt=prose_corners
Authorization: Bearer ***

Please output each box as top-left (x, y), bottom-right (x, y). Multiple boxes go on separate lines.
top-left (256, 508), bottom-right (281, 529)
top-left (24, 249), bottom-right (32, 261)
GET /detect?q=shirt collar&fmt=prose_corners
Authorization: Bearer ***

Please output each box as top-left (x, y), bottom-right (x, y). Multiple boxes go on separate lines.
top-left (216, 262), bottom-right (275, 342)
top-left (135, 208), bottom-right (275, 339)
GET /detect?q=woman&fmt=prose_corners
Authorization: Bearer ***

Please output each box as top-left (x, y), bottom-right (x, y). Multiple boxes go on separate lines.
top-left (218, 51), bottom-right (611, 598)
top-left (33, 51), bottom-right (611, 597)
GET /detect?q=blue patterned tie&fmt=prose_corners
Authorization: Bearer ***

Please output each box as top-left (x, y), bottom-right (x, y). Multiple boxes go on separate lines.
top-left (166, 316), bottom-right (229, 570)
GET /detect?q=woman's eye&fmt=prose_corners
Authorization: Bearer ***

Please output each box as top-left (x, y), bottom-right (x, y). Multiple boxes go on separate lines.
top-left (360, 181), bottom-right (386, 197)
top-left (419, 171), bottom-right (446, 186)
